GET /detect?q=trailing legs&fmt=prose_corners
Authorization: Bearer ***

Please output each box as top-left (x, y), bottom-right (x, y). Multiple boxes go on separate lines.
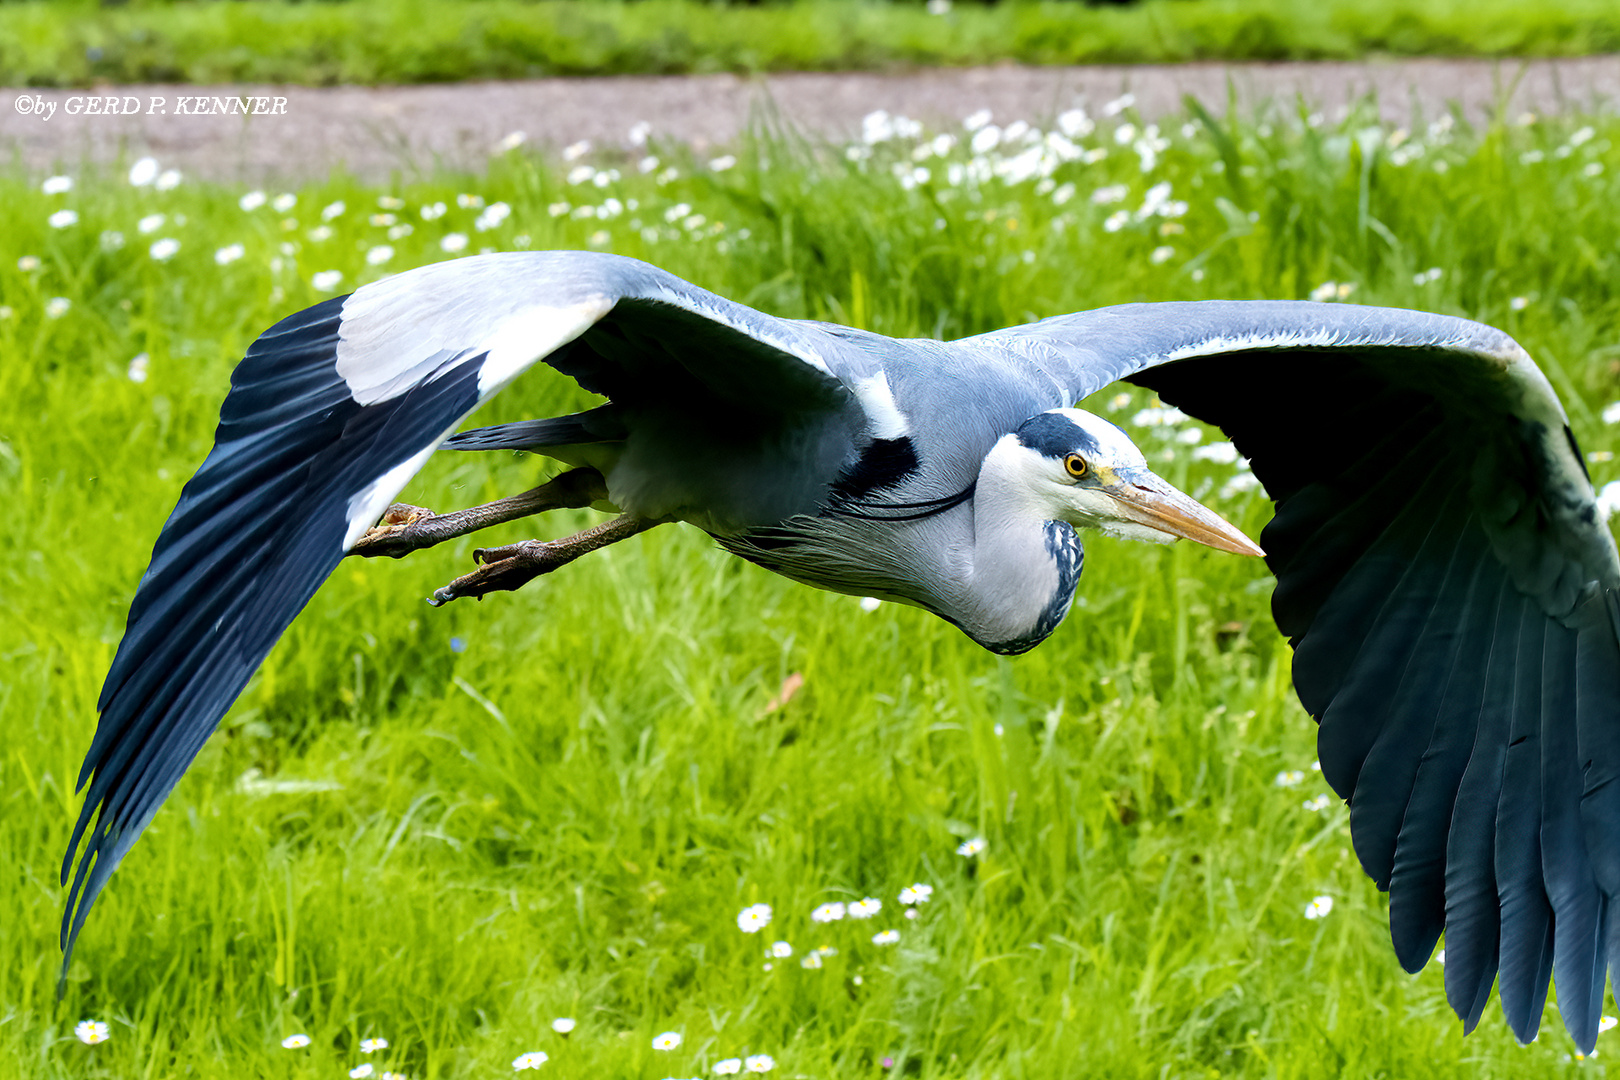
top-left (348, 467), bottom-right (611, 559)
top-left (345, 466), bottom-right (660, 605)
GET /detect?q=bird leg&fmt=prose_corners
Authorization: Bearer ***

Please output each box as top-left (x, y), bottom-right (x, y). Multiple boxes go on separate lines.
top-left (349, 468), bottom-right (609, 559)
top-left (427, 514), bottom-right (657, 607)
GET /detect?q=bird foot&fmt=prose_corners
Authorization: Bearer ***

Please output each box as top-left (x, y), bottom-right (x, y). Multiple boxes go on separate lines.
top-left (350, 503), bottom-right (440, 559)
top-left (427, 539), bottom-right (569, 606)
top-left (425, 514), bottom-right (652, 607)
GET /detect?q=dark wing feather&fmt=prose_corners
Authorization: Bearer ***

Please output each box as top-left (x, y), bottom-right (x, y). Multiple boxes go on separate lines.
top-left (71, 253), bottom-right (855, 978)
top-left (64, 298), bottom-right (490, 977)
top-left (967, 301), bottom-right (1620, 1051)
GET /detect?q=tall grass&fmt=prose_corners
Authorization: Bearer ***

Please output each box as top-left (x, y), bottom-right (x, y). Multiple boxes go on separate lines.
top-left (4, 97), bottom-right (1620, 1076)
top-left (3, 0), bottom-right (1620, 86)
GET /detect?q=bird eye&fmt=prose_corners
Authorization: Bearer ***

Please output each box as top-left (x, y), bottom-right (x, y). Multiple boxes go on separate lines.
top-left (1064, 453), bottom-right (1088, 478)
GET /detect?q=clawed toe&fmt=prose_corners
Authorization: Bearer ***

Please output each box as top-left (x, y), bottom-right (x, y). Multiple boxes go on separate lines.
top-left (429, 541), bottom-right (552, 606)
top-left (351, 503), bottom-right (439, 558)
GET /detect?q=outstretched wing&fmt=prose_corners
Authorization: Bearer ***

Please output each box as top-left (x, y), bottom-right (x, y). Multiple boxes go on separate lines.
top-left (68, 252), bottom-right (849, 974)
top-left (966, 301), bottom-right (1620, 1052)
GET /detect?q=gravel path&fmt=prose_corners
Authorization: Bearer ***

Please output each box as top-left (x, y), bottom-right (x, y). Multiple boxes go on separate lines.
top-left (6, 56), bottom-right (1620, 183)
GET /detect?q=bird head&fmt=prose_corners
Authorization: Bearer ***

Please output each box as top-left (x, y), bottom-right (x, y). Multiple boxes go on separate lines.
top-left (1000, 408), bottom-right (1263, 557)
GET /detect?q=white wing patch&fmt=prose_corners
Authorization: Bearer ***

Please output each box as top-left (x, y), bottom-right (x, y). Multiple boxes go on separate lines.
top-left (343, 444), bottom-right (438, 550)
top-left (853, 371), bottom-right (909, 439)
top-left (475, 296), bottom-right (615, 398)
top-left (334, 257), bottom-right (614, 406)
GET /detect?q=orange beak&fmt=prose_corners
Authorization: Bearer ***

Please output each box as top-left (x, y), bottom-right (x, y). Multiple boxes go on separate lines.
top-left (1100, 466), bottom-right (1265, 558)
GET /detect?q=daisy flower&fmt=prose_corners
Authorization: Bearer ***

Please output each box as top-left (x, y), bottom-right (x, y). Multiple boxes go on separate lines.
top-left (281, 1034), bottom-right (311, 1049)
top-left (872, 929), bottom-right (901, 945)
top-left (715, 1060), bottom-right (742, 1075)
top-left (736, 903), bottom-right (772, 933)
top-left (652, 1031), bottom-right (682, 1051)
top-left (745, 1055), bottom-right (775, 1072)
top-left (848, 898), bottom-right (881, 919)
top-left (810, 902), bottom-right (845, 923)
top-left (898, 884), bottom-right (933, 905)
top-left (512, 1051), bottom-right (549, 1070)
top-left (1304, 895), bottom-right (1335, 920)
top-left (550, 1017), bottom-right (575, 1035)
top-left (74, 1020), bottom-right (110, 1045)
top-left (956, 837), bottom-right (986, 857)
top-left (360, 1038), bottom-right (389, 1053)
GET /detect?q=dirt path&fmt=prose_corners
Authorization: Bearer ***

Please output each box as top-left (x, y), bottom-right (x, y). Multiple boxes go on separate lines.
top-left (5, 56), bottom-right (1620, 183)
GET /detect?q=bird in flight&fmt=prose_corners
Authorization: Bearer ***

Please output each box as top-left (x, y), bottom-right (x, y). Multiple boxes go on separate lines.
top-left (69, 251), bottom-right (1620, 1052)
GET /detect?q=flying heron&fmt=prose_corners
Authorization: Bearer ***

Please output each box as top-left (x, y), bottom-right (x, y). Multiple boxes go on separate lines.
top-left (69, 251), bottom-right (1620, 1051)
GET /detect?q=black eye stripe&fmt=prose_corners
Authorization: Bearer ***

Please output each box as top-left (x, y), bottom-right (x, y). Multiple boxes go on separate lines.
top-left (1015, 412), bottom-right (1101, 459)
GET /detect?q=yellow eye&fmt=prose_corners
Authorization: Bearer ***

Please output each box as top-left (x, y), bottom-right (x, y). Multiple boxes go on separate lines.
top-left (1064, 453), bottom-right (1088, 478)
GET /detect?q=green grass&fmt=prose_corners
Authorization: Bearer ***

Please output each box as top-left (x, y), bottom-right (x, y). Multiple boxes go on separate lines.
top-left (6, 98), bottom-right (1620, 1077)
top-left (5, 0), bottom-right (1620, 86)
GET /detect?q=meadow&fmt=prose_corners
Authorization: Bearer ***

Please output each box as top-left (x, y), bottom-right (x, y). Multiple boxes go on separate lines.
top-left (4, 0), bottom-right (1620, 86)
top-left (6, 93), bottom-right (1620, 1078)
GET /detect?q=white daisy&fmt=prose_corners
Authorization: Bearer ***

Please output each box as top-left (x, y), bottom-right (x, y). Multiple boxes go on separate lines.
top-left (149, 238), bottom-right (180, 261)
top-left (652, 1031), bottom-right (682, 1051)
top-left (745, 1054), bottom-right (775, 1072)
top-left (550, 1017), bottom-right (575, 1035)
top-left (42, 175), bottom-right (73, 195)
top-left (239, 190), bottom-right (267, 211)
top-left (1304, 895), bottom-right (1334, 920)
top-left (440, 233), bottom-right (469, 253)
top-left (769, 941), bottom-right (793, 958)
top-left (137, 213), bottom-right (165, 234)
top-left (280, 1033), bottom-right (311, 1049)
top-left (848, 898), bottom-right (881, 919)
top-left (360, 1037), bottom-right (389, 1053)
top-left (48, 209), bottom-right (77, 228)
top-left (714, 1059), bottom-right (742, 1075)
top-left (128, 156), bottom-right (159, 186)
top-left (215, 243), bottom-right (245, 265)
top-left (155, 169), bottom-right (181, 191)
top-left (74, 1020), bottom-right (110, 1045)
top-left (312, 270), bottom-right (344, 292)
top-left (366, 245), bottom-right (394, 266)
top-left (956, 837), bottom-right (986, 857)
top-left (810, 902), bottom-right (845, 923)
top-left (872, 929), bottom-right (900, 945)
top-left (512, 1051), bottom-right (549, 1070)
top-left (45, 297), bottom-right (70, 318)
top-left (127, 352), bottom-right (150, 382)
top-left (737, 903), bottom-right (772, 933)
top-left (272, 193), bottom-right (298, 213)
top-left (350, 1066), bottom-right (374, 1079)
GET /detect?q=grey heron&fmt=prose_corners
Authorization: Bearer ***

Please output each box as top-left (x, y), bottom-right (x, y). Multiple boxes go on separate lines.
top-left (69, 251), bottom-right (1620, 1052)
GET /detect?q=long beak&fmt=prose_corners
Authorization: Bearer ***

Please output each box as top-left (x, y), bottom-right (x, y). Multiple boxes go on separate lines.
top-left (1100, 466), bottom-right (1265, 557)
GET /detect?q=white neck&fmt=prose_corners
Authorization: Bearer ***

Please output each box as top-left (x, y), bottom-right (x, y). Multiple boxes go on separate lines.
top-left (940, 436), bottom-right (1083, 654)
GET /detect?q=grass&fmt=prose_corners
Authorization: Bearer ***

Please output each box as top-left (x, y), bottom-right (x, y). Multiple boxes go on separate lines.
top-left (4, 0), bottom-right (1620, 86)
top-left (6, 95), bottom-right (1620, 1077)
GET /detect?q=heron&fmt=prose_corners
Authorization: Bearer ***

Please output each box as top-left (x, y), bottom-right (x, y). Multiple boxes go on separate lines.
top-left (70, 251), bottom-right (1620, 1052)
